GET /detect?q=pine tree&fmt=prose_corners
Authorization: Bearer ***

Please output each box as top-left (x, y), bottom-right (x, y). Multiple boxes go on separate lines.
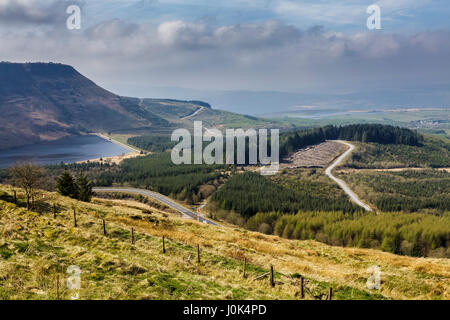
top-left (76, 173), bottom-right (93, 202)
top-left (56, 170), bottom-right (76, 198)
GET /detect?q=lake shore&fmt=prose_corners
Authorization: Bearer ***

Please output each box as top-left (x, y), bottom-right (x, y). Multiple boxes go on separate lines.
top-left (75, 133), bottom-right (145, 165)
top-left (92, 133), bottom-right (141, 153)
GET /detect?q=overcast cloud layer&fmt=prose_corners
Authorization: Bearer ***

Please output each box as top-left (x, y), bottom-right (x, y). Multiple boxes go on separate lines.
top-left (0, 0), bottom-right (449, 111)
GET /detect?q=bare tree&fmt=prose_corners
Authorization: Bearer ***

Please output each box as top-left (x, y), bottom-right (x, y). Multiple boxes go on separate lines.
top-left (10, 162), bottom-right (45, 210)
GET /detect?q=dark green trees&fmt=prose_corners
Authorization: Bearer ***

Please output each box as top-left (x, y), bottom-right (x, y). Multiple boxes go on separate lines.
top-left (56, 171), bottom-right (93, 202)
top-left (211, 172), bottom-right (361, 217)
top-left (279, 124), bottom-right (422, 158)
top-left (76, 173), bottom-right (93, 202)
top-left (56, 170), bottom-right (77, 198)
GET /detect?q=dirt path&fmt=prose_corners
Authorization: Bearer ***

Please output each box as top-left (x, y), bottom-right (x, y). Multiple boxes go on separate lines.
top-left (180, 106), bottom-right (204, 119)
top-left (325, 141), bottom-right (373, 212)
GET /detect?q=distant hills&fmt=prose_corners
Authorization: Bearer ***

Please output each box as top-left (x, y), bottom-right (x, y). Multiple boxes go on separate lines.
top-left (0, 62), bottom-right (283, 150)
top-left (0, 62), bottom-right (231, 150)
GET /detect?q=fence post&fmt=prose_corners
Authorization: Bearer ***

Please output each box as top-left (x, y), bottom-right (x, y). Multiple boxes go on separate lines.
top-left (270, 265), bottom-right (275, 287)
top-left (197, 244), bottom-right (200, 264)
top-left (243, 258), bottom-right (247, 278)
top-left (73, 208), bottom-right (77, 227)
top-left (13, 191), bottom-right (17, 204)
top-left (103, 219), bottom-right (106, 236)
top-left (329, 287), bottom-right (333, 300)
top-left (131, 228), bottom-right (135, 244)
top-left (53, 204), bottom-right (57, 219)
top-left (300, 276), bottom-right (304, 299)
top-left (162, 236), bottom-right (166, 254)
top-left (56, 275), bottom-right (60, 300)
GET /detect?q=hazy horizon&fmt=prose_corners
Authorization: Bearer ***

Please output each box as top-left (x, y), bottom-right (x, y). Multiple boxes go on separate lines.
top-left (1, 0), bottom-right (449, 114)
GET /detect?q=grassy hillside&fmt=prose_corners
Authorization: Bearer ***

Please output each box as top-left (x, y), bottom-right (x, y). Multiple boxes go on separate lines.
top-left (0, 184), bottom-right (448, 300)
top-left (137, 97), bottom-right (287, 130)
top-left (207, 169), bottom-right (449, 258)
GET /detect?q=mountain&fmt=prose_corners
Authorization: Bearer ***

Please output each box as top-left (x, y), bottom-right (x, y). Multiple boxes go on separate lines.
top-left (0, 62), bottom-right (279, 150)
top-left (0, 62), bottom-right (170, 149)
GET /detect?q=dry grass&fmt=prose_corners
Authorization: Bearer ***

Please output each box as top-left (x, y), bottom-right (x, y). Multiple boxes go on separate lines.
top-left (0, 184), bottom-right (448, 300)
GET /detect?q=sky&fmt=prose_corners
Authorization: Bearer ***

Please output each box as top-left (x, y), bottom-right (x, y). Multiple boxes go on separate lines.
top-left (0, 0), bottom-right (449, 114)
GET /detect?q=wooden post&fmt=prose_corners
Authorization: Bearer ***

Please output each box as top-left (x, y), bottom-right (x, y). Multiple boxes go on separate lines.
top-left (162, 236), bottom-right (166, 254)
top-left (270, 265), bottom-right (275, 287)
top-left (243, 258), bottom-right (247, 278)
top-left (300, 276), bottom-right (305, 299)
top-left (131, 228), bottom-right (135, 244)
top-left (53, 204), bottom-right (57, 219)
top-left (56, 275), bottom-right (60, 300)
top-left (102, 219), bottom-right (106, 236)
top-left (329, 287), bottom-right (333, 300)
top-left (197, 244), bottom-right (200, 264)
top-left (73, 208), bottom-right (77, 227)
top-left (13, 191), bottom-right (17, 204)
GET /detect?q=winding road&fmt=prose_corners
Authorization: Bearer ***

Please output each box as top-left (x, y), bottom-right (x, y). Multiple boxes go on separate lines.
top-left (93, 187), bottom-right (220, 226)
top-left (180, 107), bottom-right (205, 120)
top-left (325, 141), bottom-right (373, 212)
top-left (94, 140), bottom-right (371, 227)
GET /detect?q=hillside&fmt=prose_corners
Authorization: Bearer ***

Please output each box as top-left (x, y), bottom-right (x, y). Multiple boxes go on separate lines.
top-left (0, 184), bottom-right (448, 300)
top-left (136, 97), bottom-right (283, 130)
top-left (0, 62), bottom-right (171, 149)
top-left (0, 62), bottom-right (281, 150)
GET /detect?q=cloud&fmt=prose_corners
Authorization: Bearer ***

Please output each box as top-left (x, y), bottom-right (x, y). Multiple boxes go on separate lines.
top-left (273, 0), bottom-right (432, 25)
top-left (0, 0), bottom-right (84, 26)
top-left (86, 19), bottom-right (140, 39)
top-left (0, 17), bottom-right (449, 94)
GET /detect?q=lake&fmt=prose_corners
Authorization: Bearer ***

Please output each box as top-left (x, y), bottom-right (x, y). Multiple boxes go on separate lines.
top-left (0, 135), bottom-right (132, 168)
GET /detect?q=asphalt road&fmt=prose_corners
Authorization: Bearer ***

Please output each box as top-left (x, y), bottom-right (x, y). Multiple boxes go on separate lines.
top-left (93, 187), bottom-right (220, 226)
top-left (325, 141), bottom-right (373, 212)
